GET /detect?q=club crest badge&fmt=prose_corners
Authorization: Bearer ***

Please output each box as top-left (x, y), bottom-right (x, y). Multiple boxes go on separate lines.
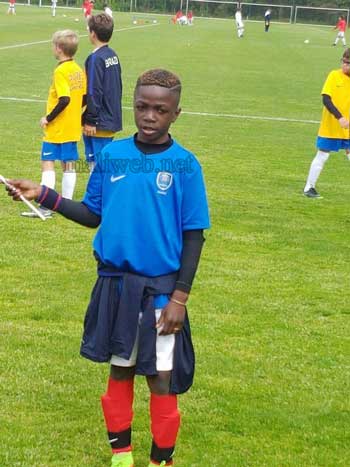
top-left (156, 172), bottom-right (173, 191)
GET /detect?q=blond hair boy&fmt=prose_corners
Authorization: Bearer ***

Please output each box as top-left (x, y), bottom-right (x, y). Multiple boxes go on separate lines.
top-left (22, 30), bottom-right (86, 218)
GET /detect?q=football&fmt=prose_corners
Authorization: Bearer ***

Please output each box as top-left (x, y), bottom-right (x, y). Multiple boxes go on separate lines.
top-left (304, 39), bottom-right (309, 44)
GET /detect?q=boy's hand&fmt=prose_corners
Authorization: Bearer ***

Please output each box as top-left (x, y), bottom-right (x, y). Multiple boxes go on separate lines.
top-left (6, 179), bottom-right (42, 201)
top-left (40, 116), bottom-right (48, 128)
top-left (156, 301), bottom-right (186, 335)
top-left (84, 124), bottom-right (97, 136)
top-left (157, 290), bottom-right (188, 335)
top-left (338, 117), bottom-right (349, 129)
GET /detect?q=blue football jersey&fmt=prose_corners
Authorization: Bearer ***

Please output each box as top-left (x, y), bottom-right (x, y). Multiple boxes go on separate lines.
top-left (83, 136), bottom-right (210, 276)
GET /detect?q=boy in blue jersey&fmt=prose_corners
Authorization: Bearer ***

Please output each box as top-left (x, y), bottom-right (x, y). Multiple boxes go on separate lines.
top-left (83, 13), bottom-right (122, 172)
top-left (7, 69), bottom-right (210, 467)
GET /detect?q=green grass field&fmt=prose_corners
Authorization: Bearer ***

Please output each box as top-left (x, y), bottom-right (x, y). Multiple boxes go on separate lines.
top-left (1, 5), bottom-right (350, 466)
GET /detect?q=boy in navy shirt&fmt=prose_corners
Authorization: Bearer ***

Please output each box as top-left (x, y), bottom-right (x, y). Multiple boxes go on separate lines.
top-left (7, 69), bottom-right (210, 467)
top-left (83, 13), bottom-right (122, 172)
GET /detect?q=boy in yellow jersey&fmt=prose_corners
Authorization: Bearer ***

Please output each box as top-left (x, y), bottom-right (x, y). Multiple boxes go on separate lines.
top-left (22, 30), bottom-right (86, 218)
top-left (304, 49), bottom-right (350, 198)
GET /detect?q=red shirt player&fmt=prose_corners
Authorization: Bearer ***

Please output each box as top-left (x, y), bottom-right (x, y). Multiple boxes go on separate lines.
top-left (187, 10), bottom-right (193, 25)
top-left (7, 0), bottom-right (16, 15)
top-left (83, 0), bottom-right (93, 19)
top-left (333, 16), bottom-right (347, 47)
top-left (172, 10), bottom-right (183, 24)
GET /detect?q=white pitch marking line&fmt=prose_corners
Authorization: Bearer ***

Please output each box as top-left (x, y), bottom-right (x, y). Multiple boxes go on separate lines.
top-left (124, 105), bottom-right (319, 125)
top-left (0, 96), bottom-right (319, 125)
top-left (0, 23), bottom-right (158, 51)
top-left (0, 96), bottom-right (46, 103)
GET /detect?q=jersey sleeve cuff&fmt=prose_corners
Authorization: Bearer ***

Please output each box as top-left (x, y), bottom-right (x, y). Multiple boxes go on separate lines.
top-left (36, 186), bottom-right (62, 211)
top-left (175, 281), bottom-right (192, 294)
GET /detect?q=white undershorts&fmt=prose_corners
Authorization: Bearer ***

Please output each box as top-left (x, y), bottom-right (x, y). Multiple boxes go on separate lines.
top-left (110, 309), bottom-right (175, 371)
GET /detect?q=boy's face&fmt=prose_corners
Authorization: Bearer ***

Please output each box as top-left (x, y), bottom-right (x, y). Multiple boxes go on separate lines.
top-left (52, 43), bottom-right (61, 60)
top-left (88, 29), bottom-right (97, 45)
top-left (341, 56), bottom-right (350, 76)
top-left (134, 85), bottom-right (181, 144)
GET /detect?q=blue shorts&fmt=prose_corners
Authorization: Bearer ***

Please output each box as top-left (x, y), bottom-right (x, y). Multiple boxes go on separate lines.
top-left (83, 135), bottom-right (114, 162)
top-left (41, 141), bottom-right (79, 161)
top-left (316, 137), bottom-right (350, 153)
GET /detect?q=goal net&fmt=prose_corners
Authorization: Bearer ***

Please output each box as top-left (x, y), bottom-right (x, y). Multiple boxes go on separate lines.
top-left (241, 2), bottom-right (292, 23)
top-left (294, 6), bottom-right (349, 27)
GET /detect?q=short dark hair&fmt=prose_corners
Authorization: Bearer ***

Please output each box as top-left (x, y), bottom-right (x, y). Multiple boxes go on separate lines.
top-left (88, 13), bottom-right (114, 42)
top-left (135, 69), bottom-right (181, 103)
top-left (343, 48), bottom-right (350, 60)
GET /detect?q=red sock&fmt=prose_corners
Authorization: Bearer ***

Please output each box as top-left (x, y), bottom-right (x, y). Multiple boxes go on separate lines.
top-left (150, 393), bottom-right (180, 464)
top-left (101, 377), bottom-right (134, 453)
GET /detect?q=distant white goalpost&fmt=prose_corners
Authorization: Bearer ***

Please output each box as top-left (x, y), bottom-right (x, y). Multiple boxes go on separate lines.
top-left (294, 6), bottom-right (349, 27)
top-left (183, 0), bottom-right (293, 24)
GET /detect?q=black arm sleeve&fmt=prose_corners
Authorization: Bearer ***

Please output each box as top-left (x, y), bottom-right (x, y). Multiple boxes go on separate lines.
top-left (37, 187), bottom-right (101, 228)
top-left (46, 96), bottom-right (70, 122)
top-left (56, 199), bottom-right (101, 228)
top-left (175, 230), bottom-right (205, 294)
top-left (322, 94), bottom-right (342, 120)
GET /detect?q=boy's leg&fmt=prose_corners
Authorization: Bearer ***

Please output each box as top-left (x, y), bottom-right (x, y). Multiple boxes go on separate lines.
top-left (21, 156), bottom-right (55, 217)
top-left (83, 135), bottom-right (96, 173)
top-left (147, 373), bottom-right (180, 467)
top-left (304, 150), bottom-right (329, 196)
top-left (101, 365), bottom-right (135, 462)
top-left (146, 316), bottom-right (180, 467)
top-left (61, 161), bottom-right (76, 200)
top-left (41, 160), bottom-right (56, 189)
top-left (61, 142), bottom-right (79, 199)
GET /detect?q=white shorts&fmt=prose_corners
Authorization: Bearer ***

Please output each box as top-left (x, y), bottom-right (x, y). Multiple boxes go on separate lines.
top-left (110, 309), bottom-right (175, 371)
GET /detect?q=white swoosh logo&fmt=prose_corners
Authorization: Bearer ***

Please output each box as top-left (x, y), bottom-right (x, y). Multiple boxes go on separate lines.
top-left (110, 175), bottom-right (126, 183)
top-left (43, 152), bottom-right (52, 156)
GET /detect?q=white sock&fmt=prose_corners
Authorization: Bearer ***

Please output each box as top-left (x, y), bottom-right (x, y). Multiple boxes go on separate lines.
top-left (41, 170), bottom-right (56, 190)
top-left (62, 171), bottom-right (76, 199)
top-left (304, 150), bottom-right (329, 192)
